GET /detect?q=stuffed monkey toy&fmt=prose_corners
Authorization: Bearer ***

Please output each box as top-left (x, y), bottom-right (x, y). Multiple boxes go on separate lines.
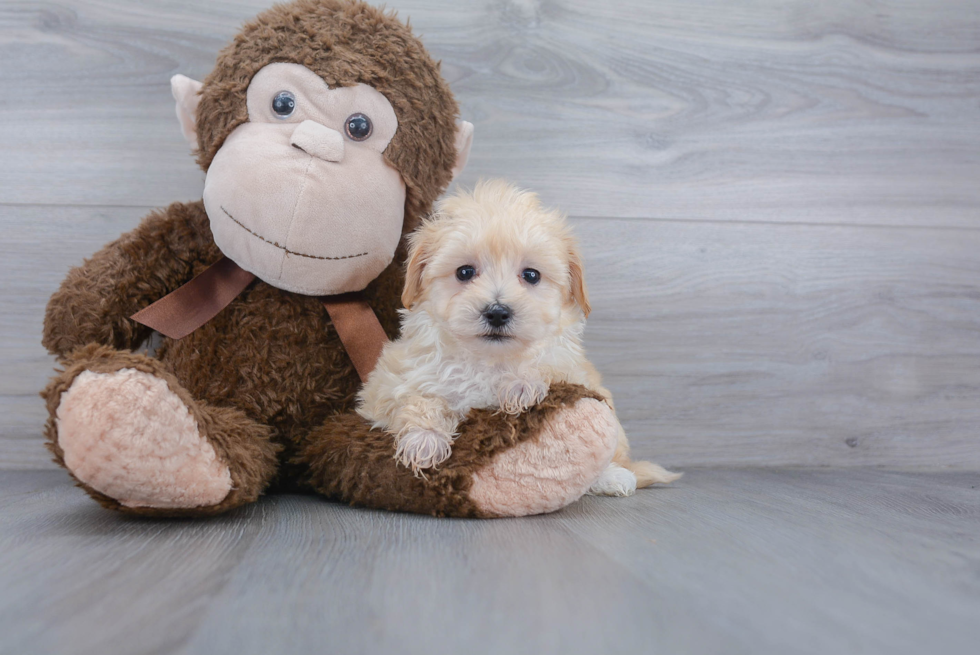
top-left (41, 0), bottom-right (619, 518)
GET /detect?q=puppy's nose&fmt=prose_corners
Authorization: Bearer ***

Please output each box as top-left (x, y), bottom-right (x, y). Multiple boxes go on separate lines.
top-left (483, 303), bottom-right (512, 328)
top-left (290, 120), bottom-right (345, 162)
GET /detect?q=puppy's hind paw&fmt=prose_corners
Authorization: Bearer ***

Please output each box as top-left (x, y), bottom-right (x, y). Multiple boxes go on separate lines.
top-left (395, 428), bottom-right (454, 474)
top-left (497, 377), bottom-right (549, 415)
top-left (587, 463), bottom-right (637, 497)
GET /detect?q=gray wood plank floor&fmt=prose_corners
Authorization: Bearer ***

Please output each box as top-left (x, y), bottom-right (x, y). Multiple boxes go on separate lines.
top-left (2, 2), bottom-right (980, 468)
top-left (1, 468), bottom-right (977, 655)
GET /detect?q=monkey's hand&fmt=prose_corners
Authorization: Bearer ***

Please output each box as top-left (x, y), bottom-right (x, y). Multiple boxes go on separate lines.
top-left (42, 201), bottom-right (218, 358)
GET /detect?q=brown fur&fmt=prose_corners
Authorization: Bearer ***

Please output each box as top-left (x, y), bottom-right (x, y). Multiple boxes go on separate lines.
top-left (40, 0), bottom-right (606, 518)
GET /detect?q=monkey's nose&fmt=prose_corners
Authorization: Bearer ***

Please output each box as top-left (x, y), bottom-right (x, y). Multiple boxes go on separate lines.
top-left (290, 120), bottom-right (345, 162)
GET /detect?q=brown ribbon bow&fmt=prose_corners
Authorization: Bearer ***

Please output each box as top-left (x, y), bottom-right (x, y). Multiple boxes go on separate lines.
top-left (130, 256), bottom-right (389, 382)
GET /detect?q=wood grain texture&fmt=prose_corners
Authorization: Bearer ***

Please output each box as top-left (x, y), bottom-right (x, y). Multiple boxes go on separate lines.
top-left (2, 0), bottom-right (980, 469)
top-left (5, 205), bottom-right (980, 469)
top-left (1, 468), bottom-right (978, 655)
top-left (0, 0), bottom-right (978, 224)
top-left (576, 217), bottom-right (980, 469)
top-left (3, 3), bottom-right (978, 649)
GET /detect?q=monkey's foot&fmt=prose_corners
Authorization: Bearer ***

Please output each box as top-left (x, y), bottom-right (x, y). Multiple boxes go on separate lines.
top-left (55, 368), bottom-right (233, 509)
top-left (468, 397), bottom-right (618, 516)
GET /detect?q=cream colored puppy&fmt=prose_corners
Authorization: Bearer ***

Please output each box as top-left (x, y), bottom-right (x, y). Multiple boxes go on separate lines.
top-left (357, 180), bottom-right (680, 496)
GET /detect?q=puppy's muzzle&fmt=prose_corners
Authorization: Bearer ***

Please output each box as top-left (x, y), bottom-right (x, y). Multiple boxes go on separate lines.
top-left (482, 303), bottom-right (512, 329)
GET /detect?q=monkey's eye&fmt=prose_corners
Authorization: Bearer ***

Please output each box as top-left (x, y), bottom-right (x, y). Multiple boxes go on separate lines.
top-left (521, 268), bottom-right (541, 285)
top-left (456, 265), bottom-right (476, 282)
top-left (272, 91), bottom-right (296, 118)
top-left (345, 113), bottom-right (373, 141)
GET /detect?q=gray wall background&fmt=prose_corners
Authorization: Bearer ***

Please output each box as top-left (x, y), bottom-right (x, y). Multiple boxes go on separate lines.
top-left (2, 0), bottom-right (978, 469)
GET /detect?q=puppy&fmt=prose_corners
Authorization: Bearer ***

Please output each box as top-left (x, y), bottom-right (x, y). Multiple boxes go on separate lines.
top-left (357, 180), bottom-right (680, 496)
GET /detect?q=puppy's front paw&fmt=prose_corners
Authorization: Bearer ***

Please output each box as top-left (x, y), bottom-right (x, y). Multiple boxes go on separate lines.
top-left (395, 428), bottom-right (454, 474)
top-left (587, 463), bottom-right (637, 497)
top-left (497, 376), bottom-right (550, 414)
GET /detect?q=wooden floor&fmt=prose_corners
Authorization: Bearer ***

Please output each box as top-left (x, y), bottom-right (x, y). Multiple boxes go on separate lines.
top-left (1, 468), bottom-right (977, 655)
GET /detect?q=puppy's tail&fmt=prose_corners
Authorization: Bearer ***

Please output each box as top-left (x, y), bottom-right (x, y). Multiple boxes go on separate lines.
top-left (627, 460), bottom-right (682, 488)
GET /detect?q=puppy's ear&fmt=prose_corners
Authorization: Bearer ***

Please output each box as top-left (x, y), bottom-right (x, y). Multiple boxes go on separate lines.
top-left (401, 231), bottom-right (428, 309)
top-left (567, 241), bottom-right (591, 317)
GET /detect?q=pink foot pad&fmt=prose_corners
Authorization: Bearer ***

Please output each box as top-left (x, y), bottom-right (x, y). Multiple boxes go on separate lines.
top-left (468, 397), bottom-right (618, 517)
top-left (56, 368), bottom-right (233, 509)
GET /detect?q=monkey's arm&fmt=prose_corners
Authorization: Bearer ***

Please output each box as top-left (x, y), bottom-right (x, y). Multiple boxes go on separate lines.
top-left (42, 201), bottom-right (219, 358)
top-left (297, 383), bottom-right (618, 518)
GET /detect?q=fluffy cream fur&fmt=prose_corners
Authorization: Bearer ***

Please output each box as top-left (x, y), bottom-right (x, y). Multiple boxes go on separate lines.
top-left (358, 180), bottom-right (680, 493)
top-left (56, 369), bottom-right (233, 508)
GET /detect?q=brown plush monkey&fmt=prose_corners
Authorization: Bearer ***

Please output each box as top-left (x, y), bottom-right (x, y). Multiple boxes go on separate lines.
top-left (41, 0), bottom-right (619, 518)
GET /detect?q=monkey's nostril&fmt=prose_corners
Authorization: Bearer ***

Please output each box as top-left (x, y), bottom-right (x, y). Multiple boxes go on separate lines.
top-left (483, 303), bottom-right (512, 328)
top-left (290, 119), bottom-right (344, 162)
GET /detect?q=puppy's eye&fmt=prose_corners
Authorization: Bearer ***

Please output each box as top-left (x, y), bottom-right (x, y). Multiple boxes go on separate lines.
top-left (272, 91), bottom-right (296, 118)
top-left (456, 265), bottom-right (476, 282)
top-left (345, 113), bottom-right (373, 141)
top-left (521, 268), bottom-right (541, 285)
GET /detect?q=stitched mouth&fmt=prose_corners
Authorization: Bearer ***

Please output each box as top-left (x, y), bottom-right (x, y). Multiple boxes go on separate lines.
top-left (220, 206), bottom-right (367, 261)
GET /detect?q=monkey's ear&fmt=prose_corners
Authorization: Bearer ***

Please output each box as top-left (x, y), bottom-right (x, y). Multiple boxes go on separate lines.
top-left (451, 121), bottom-right (474, 181)
top-left (171, 74), bottom-right (204, 150)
